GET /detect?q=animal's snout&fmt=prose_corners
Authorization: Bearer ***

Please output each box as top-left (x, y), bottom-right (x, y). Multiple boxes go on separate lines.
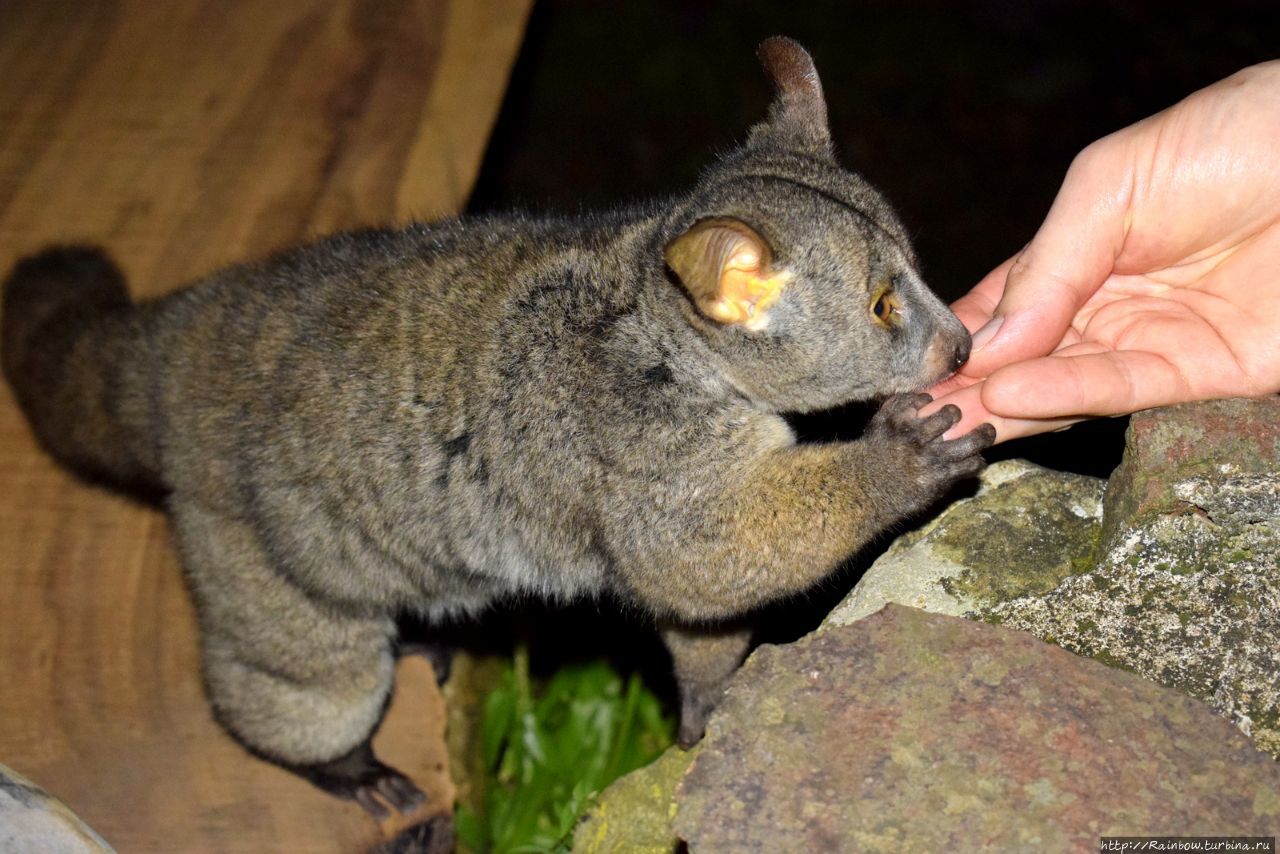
top-left (916, 321), bottom-right (972, 388)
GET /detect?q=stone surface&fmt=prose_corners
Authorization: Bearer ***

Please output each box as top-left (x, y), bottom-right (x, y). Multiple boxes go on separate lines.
top-left (831, 399), bottom-right (1280, 757)
top-left (572, 745), bottom-right (693, 854)
top-left (828, 459), bottom-right (1105, 627)
top-left (0, 764), bottom-right (113, 853)
top-left (1099, 397), bottom-right (1280, 546)
top-left (981, 400), bottom-right (1280, 755)
top-left (675, 606), bottom-right (1280, 853)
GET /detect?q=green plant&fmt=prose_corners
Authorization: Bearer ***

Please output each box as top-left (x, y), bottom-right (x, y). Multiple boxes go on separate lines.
top-left (454, 644), bottom-right (675, 853)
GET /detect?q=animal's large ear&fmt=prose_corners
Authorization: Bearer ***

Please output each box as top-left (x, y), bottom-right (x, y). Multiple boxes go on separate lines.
top-left (750, 36), bottom-right (831, 152)
top-left (664, 218), bottom-right (791, 330)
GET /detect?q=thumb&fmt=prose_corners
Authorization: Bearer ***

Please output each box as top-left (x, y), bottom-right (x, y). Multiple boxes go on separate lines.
top-left (964, 135), bottom-right (1135, 376)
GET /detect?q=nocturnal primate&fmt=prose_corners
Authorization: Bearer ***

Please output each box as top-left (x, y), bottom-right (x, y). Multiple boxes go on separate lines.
top-left (2, 38), bottom-right (993, 818)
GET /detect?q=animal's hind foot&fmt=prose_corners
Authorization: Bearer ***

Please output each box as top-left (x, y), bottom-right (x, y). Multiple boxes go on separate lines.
top-left (293, 740), bottom-right (427, 820)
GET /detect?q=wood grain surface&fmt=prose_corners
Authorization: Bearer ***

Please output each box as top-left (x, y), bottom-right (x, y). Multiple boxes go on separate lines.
top-left (0, 0), bottom-right (529, 850)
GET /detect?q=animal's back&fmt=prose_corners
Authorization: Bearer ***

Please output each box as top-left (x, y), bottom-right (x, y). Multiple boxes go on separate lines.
top-left (1, 218), bottom-right (608, 611)
top-left (151, 215), bottom-right (667, 612)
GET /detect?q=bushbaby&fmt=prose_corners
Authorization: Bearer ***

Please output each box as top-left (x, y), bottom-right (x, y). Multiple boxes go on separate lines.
top-left (2, 37), bottom-right (993, 818)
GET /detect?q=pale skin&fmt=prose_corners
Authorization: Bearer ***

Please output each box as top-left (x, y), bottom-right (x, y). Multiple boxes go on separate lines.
top-left (926, 60), bottom-right (1280, 442)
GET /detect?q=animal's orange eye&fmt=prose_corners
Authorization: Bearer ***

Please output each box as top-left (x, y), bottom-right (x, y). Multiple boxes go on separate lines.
top-left (871, 288), bottom-right (899, 326)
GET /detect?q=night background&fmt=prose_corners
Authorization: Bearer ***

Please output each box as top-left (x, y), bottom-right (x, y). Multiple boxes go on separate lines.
top-left (470, 0), bottom-right (1280, 480)
top-left (455, 1), bottom-right (1280, 649)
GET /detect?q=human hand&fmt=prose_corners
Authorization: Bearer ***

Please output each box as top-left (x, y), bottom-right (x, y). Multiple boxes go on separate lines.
top-left (927, 61), bottom-right (1280, 442)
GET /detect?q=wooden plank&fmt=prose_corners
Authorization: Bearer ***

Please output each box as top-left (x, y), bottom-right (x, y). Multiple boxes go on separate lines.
top-left (0, 0), bottom-right (530, 849)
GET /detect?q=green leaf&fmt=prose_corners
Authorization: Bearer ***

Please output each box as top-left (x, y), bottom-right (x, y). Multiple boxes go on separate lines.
top-left (482, 678), bottom-right (517, 771)
top-left (454, 804), bottom-right (487, 850)
top-left (461, 652), bottom-right (676, 854)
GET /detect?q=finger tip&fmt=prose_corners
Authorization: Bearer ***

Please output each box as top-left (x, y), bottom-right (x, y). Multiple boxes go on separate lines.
top-left (980, 370), bottom-right (1027, 415)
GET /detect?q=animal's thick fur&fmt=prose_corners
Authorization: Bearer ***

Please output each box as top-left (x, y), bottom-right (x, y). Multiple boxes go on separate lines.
top-left (1, 38), bottom-right (991, 812)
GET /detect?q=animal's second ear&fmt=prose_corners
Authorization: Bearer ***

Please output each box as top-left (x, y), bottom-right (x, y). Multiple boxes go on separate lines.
top-left (752, 36), bottom-right (831, 152)
top-left (664, 218), bottom-right (791, 331)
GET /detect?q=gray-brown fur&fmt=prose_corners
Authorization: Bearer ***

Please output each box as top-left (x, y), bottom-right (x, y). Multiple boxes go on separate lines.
top-left (1, 38), bottom-right (993, 815)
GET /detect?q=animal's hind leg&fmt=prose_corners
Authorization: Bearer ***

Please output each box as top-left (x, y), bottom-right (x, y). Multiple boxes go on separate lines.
top-left (171, 497), bottom-right (425, 818)
top-left (661, 622), bottom-right (753, 748)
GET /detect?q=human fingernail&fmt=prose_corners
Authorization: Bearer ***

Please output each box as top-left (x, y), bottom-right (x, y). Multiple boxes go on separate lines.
top-left (970, 316), bottom-right (1004, 352)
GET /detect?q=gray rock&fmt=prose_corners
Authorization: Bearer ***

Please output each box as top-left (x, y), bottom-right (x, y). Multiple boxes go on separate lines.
top-left (827, 459), bottom-right (1105, 627)
top-left (830, 399), bottom-right (1280, 757)
top-left (1098, 397), bottom-right (1280, 546)
top-left (984, 399), bottom-right (1280, 755)
top-left (675, 606), bottom-right (1280, 853)
top-left (0, 764), bottom-right (113, 854)
top-left (572, 745), bottom-right (693, 854)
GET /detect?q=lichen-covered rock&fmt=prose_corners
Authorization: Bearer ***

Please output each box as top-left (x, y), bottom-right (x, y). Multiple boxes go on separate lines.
top-left (1099, 397), bottom-right (1280, 545)
top-left (982, 399), bottom-right (1280, 755)
top-left (572, 746), bottom-right (694, 854)
top-left (0, 764), bottom-right (113, 853)
top-left (830, 399), bottom-right (1280, 757)
top-left (827, 459), bottom-right (1105, 627)
top-left (675, 606), bottom-right (1280, 853)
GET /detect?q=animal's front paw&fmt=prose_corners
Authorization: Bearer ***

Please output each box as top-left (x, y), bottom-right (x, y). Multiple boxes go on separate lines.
top-left (867, 393), bottom-right (995, 497)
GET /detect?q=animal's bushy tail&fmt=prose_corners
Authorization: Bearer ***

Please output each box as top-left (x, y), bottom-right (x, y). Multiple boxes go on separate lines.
top-left (2, 247), bottom-right (162, 491)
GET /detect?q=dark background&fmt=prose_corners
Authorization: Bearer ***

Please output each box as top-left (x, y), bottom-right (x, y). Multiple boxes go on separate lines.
top-left (469, 0), bottom-right (1279, 479)
top-left (458, 1), bottom-right (1278, 660)
top-left (473, 0), bottom-right (1278, 301)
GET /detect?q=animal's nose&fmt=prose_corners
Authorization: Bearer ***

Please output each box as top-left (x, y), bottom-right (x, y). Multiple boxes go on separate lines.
top-left (951, 335), bottom-right (971, 370)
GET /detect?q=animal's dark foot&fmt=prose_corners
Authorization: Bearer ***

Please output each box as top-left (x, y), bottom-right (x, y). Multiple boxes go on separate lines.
top-left (864, 393), bottom-right (995, 519)
top-left (372, 815), bottom-right (456, 854)
top-left (293, 740), bottom-right (427, 820)
top-left (676, 694), bottom-right (717, 749)
top-left (868, 393), bottom-right (995, 488)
